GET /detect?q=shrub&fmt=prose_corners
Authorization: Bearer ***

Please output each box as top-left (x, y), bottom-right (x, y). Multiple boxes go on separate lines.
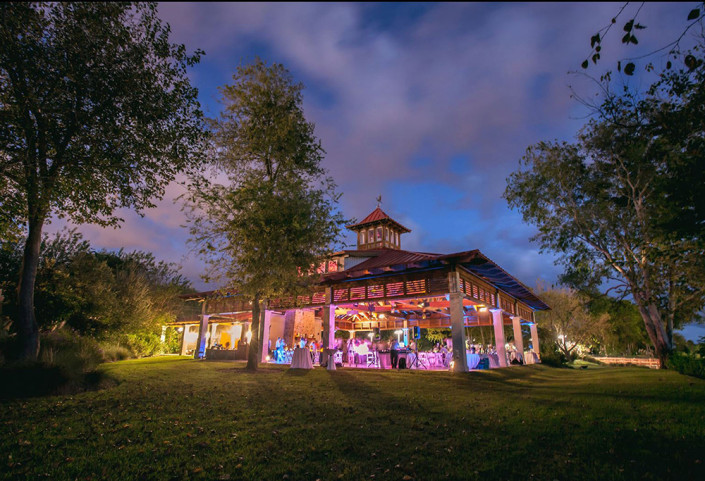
top-left (540, 348), bottom-right (568, 367)
top-left (40, 329), bottom-right (104, 378)
top-left (667, 352), bottom-right (705, 379)
top-left (100, 343), bottom-right (134, 362)
top-left (121, 331), bottom-right (163, 357)
top-left (162, 326), bottom-right (182, 354)
top-left (0, 329), bottom-right (115, 398)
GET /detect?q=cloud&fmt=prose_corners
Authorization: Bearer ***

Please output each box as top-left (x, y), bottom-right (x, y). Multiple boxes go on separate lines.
top-left (54, 2), bottom-right (688, 291)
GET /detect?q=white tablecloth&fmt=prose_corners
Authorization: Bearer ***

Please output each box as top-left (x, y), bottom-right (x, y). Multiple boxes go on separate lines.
top-left (466, 353), bottom-right (481, 369)
top-left (524, 351), bottom-right (539, 364)
top-left (290, 347), bottom-right (313, 369)
top-left (421, 352), bottom-right (447, 368)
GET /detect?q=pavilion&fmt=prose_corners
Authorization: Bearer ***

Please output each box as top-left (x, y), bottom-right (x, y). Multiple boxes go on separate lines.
top-left (170, 206), bottom-right (549, 371)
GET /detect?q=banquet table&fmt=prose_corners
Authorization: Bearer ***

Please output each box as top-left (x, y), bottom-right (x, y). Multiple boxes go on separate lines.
top-left (378, 350), bottom-right (410, 369)
top-left (290, 347), bottom-right (313, 369)
top-left (466, 353), bottom-right (481, 369)
top-left (524, 351), bottom-right (539, 364)
top-left (487, 353), bottom-right (501, 368)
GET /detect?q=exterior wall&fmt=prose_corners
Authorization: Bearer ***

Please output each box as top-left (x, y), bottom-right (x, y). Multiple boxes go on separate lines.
top-left (282, 309), bottom-right (319, 346)
top-left (267, 313), bottom-right (286, 345)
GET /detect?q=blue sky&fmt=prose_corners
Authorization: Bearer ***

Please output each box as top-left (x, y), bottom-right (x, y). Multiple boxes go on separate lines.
top-left (46, 3), bottom-right (705, 340)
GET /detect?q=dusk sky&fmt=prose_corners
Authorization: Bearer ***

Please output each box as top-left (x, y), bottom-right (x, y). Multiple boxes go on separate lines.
top-left (46, 3), bottom-right (704, 339)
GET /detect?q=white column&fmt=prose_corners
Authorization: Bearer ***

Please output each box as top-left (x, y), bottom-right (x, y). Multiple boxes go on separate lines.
top-left (160, 325), bottom-right (167, 343)
top-left (449, 271), bottom-right (468, 372)
top-left (260, 309), bottom-right (273, 363)
top-left (403, 320), bottom-right (409, 347)
top-left (530, 323), bottom-right (540, 355)
top-left (322, 287), bottom-right (336, 349)
top-left (194, 315), bottom-right (210, 359)
top-left (322, 305), bottom-right (336, 349)
top-left (230, 324), bottom-right (238, 349)
top-left (208, 322), bottom-right (218, 348)
top-left (511, 316), bottom-right (524, 355)
top-left (491, 309), bottom-right (508, 367)
top-left (180, 325), bottom-right (190, 355)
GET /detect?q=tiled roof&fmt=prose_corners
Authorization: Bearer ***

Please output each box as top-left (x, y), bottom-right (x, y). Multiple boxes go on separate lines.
top-left (322, 248), bottom-right (549, 310)
top-left (181, 249), bottom-right (550, 311)
top-left (346, 207), bottom-right (411, 233)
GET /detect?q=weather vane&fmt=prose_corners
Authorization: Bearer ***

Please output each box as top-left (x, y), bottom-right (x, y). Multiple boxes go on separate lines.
top-left (376, 194), bottom-right (382, 207)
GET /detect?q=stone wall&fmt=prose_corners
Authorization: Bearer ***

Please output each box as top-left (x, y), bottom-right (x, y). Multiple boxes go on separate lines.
top-left (282, 309), bottom-right (321, 345)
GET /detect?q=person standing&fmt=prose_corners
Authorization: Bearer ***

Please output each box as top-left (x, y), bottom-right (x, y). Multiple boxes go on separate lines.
top-left (391, 338), bottom-right (400, 369)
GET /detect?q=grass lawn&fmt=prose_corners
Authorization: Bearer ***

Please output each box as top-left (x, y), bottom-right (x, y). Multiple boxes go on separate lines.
top-left (2, 358), bottom-right (705, 480)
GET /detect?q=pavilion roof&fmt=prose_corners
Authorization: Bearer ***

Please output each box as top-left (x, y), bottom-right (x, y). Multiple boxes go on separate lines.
top-left (180, 249), bottom-right (549, 311)
top-left (321, 248), bottom-right (549, 311)
top-left (346, 207), bottom-right (411, 233)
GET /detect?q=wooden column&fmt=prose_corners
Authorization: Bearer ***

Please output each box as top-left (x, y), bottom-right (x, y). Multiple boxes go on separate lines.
top-left (322, 287), bottom-right (336, 349)
top-left (491, 309), bottom-right (508, 367)
top-left (511, 316), bottom-right (524, 356)
top-left (260, 307), bottom-right (273, 363)
top-left (449, 270), bottom-right (468, 372)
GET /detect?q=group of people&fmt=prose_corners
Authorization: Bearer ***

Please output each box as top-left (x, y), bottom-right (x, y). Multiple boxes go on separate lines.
top-left (269, 334), bottom-right (523, 369)
top-left (464, 340), bottom-right (525, 364)
top-left (271, 336), bottom-right (321, 363)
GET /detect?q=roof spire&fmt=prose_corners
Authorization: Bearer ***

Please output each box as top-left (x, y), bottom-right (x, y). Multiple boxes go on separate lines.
top-left (376, 194), bottom-right (382, 207)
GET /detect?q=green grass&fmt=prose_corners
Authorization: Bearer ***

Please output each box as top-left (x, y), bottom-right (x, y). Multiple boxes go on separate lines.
top-left (2, 358), bottom-right (704, 480)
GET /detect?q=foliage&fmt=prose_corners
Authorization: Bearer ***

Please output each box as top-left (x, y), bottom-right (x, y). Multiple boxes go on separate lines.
top-left (667, 351), bottom-right (705, 379)
top-left (425, 328), bottom-right (451, 344)
top-left (100, 344), bottom-right (133, 363)
top-left (0, 329), bottom-right (115, 398)
top-left (0, 2), bottom-right (206, 360)
top-left (0, 229), bottom-right (191, 355)
top-left (673, 332), bottom-right (699, 354)
top-left (39, 329), bottom-right (104, 375)
top-left (535, 325), bottom-right (569, 367)
top-left (534, 286), bottom-right (608, 359)
top-left (162, 326), bottom-right (183, 354)
top-left (505, 36), bottom-right (705, 366)
top-left (581, 3), bottom-right (704, 76)
top-left (587, 295), bottom-right (649, 356)
top-left (185, 59), bottom-right (346, 370)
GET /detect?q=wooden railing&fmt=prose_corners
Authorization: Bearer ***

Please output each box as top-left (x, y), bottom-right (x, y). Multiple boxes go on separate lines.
top-left (596, 357), bottom-right (660, 369)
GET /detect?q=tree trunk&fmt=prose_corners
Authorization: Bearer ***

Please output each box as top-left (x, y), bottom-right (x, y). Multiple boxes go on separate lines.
top-left (246, 295), bottom-right (260, 371)
top-left (16, 214), bottom-right (45, 361)
top-left (636, 303), bottom-right (670, 369)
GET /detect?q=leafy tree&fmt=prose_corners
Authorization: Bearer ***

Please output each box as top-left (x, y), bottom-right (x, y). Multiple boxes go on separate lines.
top-left (504, 42), bottom-right (705, 366)
top-left (588, 295), bottom-right (649, 356)
top-left (185, 59), bottom-right (346, 370)
top-left (0, 230), bottom-right (191, 351)
top-left (534, 287), bottom-right (608, 359)
top-left (0, 3), bottom-right (206, 360)
top-left (580, 3), bottom-right (704, 76)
